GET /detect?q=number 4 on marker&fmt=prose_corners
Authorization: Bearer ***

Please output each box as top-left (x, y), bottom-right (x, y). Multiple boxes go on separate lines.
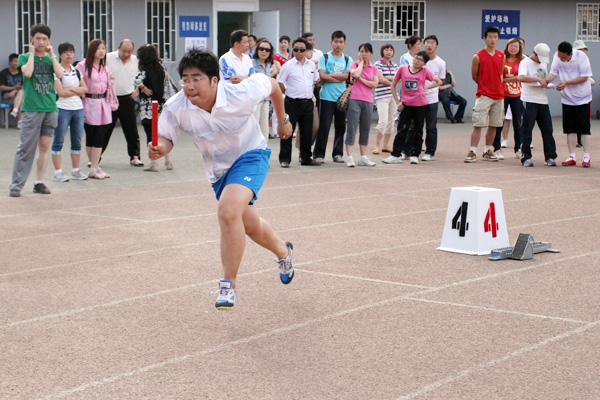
top-left (451, 202), bottom-right (469, 237)
top-left (484, 202), bottom-right (499, 238)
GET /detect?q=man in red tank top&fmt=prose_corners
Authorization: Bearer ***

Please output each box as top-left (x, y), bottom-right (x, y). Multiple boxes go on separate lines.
top-left (465, 26), bottom-right (505, 163)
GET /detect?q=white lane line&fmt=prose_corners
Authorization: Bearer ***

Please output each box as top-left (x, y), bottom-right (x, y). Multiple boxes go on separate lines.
top-left (403, 297), bottom-right (590, 324)
top-left (297, 269), bottom-right (434, 289)
top-left (397, 319), bottom-right (600, 400)
top-left (56, 210), bottom-right (145, 222)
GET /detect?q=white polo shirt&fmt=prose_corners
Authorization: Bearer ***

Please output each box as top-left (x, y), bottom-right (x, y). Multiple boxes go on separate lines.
top-left (158, 73), bottom-right (271, 183)
top-left (424, 55), bottom-right (446, 104)
top-left (219, 49), bottom-right (255, 83)
top-left (277, 57), bottom-right (318, 99)
top-left (549, 49), bottom-right (593, 105)
top-left (311, 48), bottom-right (324, 63)
top-left (106, 51), bottom-right (139, 95)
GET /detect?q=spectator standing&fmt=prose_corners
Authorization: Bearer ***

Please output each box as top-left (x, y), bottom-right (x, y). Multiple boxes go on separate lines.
top-left (303, 32), bottom-right (324, 67)
top-left (76, 39), bottom-right (113, 179)
top-left (517, 43), bottom-right (557, 167)
top-left (345, 42), bottom-right (379, 167)
top-left (9, 23), bottom-right (63, 197)
top-left (219, 29), bottom-right (255, 84)
top-left (51, 42), bottom-right (88, 182)
top-left (134, 44), bottom-right (174, 172)
top-left (313, 30), bottom-right (353, 164)
top-left (252, 38), bottom-right (277, 142)
top-left (105, 39), bottom-right (143, 166)
top-left (277, 37), bottom-right (320, 167)
top-left (464, 26), bottom-right (505, 163)
top-left (493, 38), bottom-right (525, 160)
top-left (247, 34), bottom-right (257, 58)
top-left (273, 35), bottom-right (292, 72)
top-left (421, 35), bottom-right (446, 161)
top-left (572, 40), bottom-right (595, 148)
top-left (373, 43), bottom-right (399, 155)
top-left (0, 54), bottom-right (24, 127)
top-left (547, 41), bottom-right (593, 167)
top-left (439, 68), bottom-right (467, 123)
top-left (399, 36), bottom-right (421, 66)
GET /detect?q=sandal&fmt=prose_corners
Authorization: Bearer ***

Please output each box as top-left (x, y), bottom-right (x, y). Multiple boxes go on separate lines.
top-left (97, 169), bottom-right (110, 178)
top-left (372, 147), bottom-right (380, 155)
top-left (144, 164), bottom-right (159, 172)
top-left (382, 146), bottom-right (393, 153)
top-left (88, 170), bottom-right (105, 180)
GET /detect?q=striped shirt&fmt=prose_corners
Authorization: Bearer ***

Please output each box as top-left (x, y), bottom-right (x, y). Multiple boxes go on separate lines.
top-left (374, 59), bottom-right (399, 100)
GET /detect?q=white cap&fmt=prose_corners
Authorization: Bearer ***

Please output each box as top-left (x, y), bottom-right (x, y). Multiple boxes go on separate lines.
top-left (573, 40), bottom-right (588, 51)
top-left (533, 43), bottom-right (551, 64)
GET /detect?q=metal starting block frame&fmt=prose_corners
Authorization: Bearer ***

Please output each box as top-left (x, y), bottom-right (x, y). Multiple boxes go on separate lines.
top-left (489, 233), bottom-right (560, 261)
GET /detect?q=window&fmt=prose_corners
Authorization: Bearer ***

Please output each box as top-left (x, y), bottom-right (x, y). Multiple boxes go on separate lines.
top-left (372, 1), bottom-right (425, 41)
top-left (16, 0), bottom-right (48, 54)
top-left (82, 0), bottom-right (114, 55)
top-left (577, 3), bottom-right (600, 41)
top-left (146, 0), bottom-right (176, 61)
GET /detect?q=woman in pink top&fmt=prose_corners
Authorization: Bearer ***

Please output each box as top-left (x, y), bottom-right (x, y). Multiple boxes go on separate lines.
top-left (384, 51), bottom-right (442, 164)
top-left (76, 39), bottom-right (112, 179)
top-left (344, 43), bottom-right (379, 167)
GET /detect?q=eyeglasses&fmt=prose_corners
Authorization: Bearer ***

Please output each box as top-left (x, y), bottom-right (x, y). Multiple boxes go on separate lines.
top-left (414, 57), bottom-right (425, 63)
top-left (293, 48), bottom-right (307, 53)
top-left (179, 76), bottom-right (208, 87)
top-left (257, 47), bottom-right (271, 52)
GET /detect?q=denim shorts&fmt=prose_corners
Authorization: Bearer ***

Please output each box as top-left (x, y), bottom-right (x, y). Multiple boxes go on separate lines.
top-left (211, 148), bottom-right (271, 205)
top-left (51, 108), bottom-right (85, 154)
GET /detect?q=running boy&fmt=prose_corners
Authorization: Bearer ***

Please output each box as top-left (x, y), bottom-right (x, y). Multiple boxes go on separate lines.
top-left (383, 51), bottom-right (442, 165)
top-left (148, 50), bottom-right (294, 310)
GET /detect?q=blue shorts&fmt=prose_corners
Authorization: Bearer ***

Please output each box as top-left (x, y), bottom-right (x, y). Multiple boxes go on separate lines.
top-left (211, 148), bottom-right (271, 204)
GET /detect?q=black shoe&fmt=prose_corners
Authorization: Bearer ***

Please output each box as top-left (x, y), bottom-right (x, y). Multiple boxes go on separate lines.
top-left (9, 189), bottom-right (20, 197)
top-left (576, 143), bottom-right (583, 148)
top-left (451, 119), bottom-right (457, 124)
top-left (301, 159), bottom-right (322, 166)
top-left (33, 183), bottom-right (51, 194)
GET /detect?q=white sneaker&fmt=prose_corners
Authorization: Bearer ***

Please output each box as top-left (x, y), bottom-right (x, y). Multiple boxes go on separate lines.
top-left (333, 155), bottom-right (345, 163)
top-left (422, 154), bottom-right (434, 161)
top-left (71, 170), bottom-right (88, 180)
top-left (410, 156), bottom-right (419, 164)
top-left (214, 280), bottom-right (236, 310)
top-left (494, 150), bottom-right (505, 160)
top-left (357, 157), bottom-right (376, 166)
top-left (10, 109), bottom-right (18, 119)
top-left (314, 157), bottom-right (324, 164)
top-left (346, 155), bottom-right (355, 167)
top-left (400, 153), bottom-right (409, 160)
top-left (17, 120), bottom-right (22, 129)
top-left (515, 149), bottom-right (523, 159)
top-left (52, 171), bottom-right (70, 182)
top-left (501, 140), bottom-right (508, 148)
top-left (382, 155), bottom-right (402, 164)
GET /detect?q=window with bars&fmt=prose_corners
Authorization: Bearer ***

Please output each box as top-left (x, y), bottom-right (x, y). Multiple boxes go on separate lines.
top-left (146, 0), bottom-right (176, 61)
top-left (82, 0), bottom-right (114, 55)
top-left (372, 1), bottom-right (425, 41)
top-left (16, 0), bottom-right (48, 54)
top-left (577, 3), bottom-right (600, 41)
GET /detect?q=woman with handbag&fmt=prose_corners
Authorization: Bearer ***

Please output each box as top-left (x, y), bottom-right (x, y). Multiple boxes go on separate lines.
top-left (134, 44), bottom-right (174, 172)
top-left (344, 42), bottom-right (379, 167)
top-left (76, 39), bottom-right (113, 179)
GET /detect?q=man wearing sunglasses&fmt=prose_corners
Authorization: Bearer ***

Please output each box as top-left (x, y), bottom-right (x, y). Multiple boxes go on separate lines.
top-left (277, 37), bottom-right (320, 167)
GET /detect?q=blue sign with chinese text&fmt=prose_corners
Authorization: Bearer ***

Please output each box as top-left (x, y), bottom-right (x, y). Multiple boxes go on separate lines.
top-left (180, 16), bottom-right (210, 37)
top-left (481, 10), bottom-right (520, 39)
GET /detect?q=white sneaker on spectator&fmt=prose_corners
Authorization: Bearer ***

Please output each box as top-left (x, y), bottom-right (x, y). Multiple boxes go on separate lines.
top-left (422, 154), bottom-right (434, 161)
top-left (494, 150), bottom-right (505, 160)
top-left (357, 156), bottom-right (376, 166)
top-left (10, 109), bottom-right (18, 119)
top-left (346, 155), bottom-right (355, 167)
top-left (382, 155), bottom-right (402, 164)
top-left (515, 149), bottom-right (523, 159)
top-left (501, 140), bottom-right (508, 148)
top-left (410, 156), bottom-right (419, 164)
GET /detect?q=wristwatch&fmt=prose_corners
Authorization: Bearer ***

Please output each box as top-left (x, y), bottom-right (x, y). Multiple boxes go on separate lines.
top-left (277, 114), bottom-right (290, 126)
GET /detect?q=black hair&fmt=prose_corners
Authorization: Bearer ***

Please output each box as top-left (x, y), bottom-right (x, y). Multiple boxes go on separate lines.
top-left (404, 35), bottom-right (421, 49)
top-left (58, 42), bottom-right (75, 55)
top-left (253, 38), bottom-right (274, 64)
top-left (331, 30), bottom-right (346, 41)
top-left (178, 50), bottom-right (220, 82)
top-left (415, 50), bottom-right (430, 63)
top-left (292, 37), bottom-right (309, 49)
top-left (248, 35), bottom-right (257, 41)
top-left (30, 23), bottom-right (51, 39)
top-left (423, 35), bottom-right (438, 45)
top-left (306, 42), bottom-right (313, 51)
top-left (484, 26), bottom-right (500, 37)
top-left (279, 35), bottom-right (291, 44)
top-left (230, 29), bottom-right (248, 47)
top-left (84, 39), bottom-right (106, 78)
top-left (558, 41), bottom-right (573, 55)
top-left (302, 32), bottom-right (314, 39)
top-left (9, 53), bottom-right (18, 62)
top-left (358, 42), bottom-right (373, 53)
top-left (137, 44), bottom-right (161, 70)
top-left (380, 43), bottom-right (395, 58)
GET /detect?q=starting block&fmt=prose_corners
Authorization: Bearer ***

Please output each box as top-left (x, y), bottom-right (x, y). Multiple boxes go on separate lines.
top-left (489, 233), bottom-right (560, 261)
top-left (438, 187), bottom-right (510, 255)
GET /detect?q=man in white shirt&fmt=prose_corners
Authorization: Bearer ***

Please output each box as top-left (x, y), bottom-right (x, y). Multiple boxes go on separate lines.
top-left (547, 41), bottom-right (593, 167)
top-left (105, 39), bottom-right (143, 166)
top-left (421, 34), bottom-right (446, 162)
top-left (149, 50), bottom-right (294, 310)
top-left (277, 37), bottom-right (320, 167)
top-left (219, 29), bottom-right (255, 84)
top-left (517, 43), bottom-right (557, 167)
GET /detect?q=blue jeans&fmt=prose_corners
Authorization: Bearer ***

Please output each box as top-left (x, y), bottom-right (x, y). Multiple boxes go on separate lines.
top-left (51, 108), bottom-right (84, 155)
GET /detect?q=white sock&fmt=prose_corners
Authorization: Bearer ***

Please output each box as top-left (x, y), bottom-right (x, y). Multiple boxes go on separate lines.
top-left (34, 180), bottom-right (43, 185)
top-left (485, 145), bottom-right (493, 152)
top-left (72, 168), bottom-right (80, 173)
top-left (584, 153), bottom-right (590, 159)
top-left (360, 155), bottom-right (368, 161)
top-left (12, 108), bottom-right (18, 113)
top-left (569, 153), bottom-right (576, 160)
top-left (55, 169), bottom-right (62, 175)
top-left (470, 147), bottom-right (477, 153)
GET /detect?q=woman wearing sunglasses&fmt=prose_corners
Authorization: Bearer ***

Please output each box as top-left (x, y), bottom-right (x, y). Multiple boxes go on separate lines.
top-left (252, 39), bottom-right (277, 142)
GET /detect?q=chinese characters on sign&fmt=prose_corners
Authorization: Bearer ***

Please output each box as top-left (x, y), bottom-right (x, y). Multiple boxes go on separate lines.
top-left (179, 16), bottom-right (210, 37)
top-left (481, 10), bottom-right (520, 39)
